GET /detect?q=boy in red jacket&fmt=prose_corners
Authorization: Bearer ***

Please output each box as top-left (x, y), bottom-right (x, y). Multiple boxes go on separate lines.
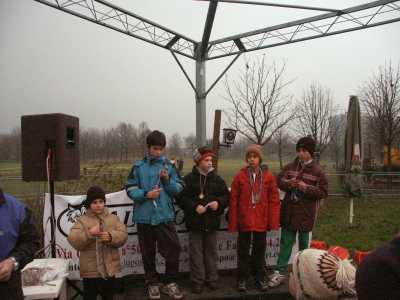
top-left (228, 144), bottom-right (281, 292)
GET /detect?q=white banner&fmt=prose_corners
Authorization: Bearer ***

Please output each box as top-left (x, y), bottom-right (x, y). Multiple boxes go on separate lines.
top-left (44, 191), bottom-right (298, 280)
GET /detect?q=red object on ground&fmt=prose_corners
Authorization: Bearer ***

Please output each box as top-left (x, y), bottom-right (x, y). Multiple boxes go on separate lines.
top-left (355, 250), bottom-right (373, 265)
top-left (327, 246), bottom-right (350, 260)
top-left (310, 240), bottom-right (327, 250)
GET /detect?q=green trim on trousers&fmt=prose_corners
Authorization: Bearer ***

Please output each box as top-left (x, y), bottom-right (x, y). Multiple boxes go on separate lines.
top-left (273, 227), bottom-right (311, 274)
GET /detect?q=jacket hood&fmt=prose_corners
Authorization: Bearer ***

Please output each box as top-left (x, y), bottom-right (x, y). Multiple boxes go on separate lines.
top-left (87, 206), bottom-right (110, 220)
top-left (192, 165), bottom-right (215, 175)
top-left (147, 153), bottom-right (166, 164)
top-left (239, 164), bottom-right (269, 173)
top-left (294, 156), bottom-right (316, 171)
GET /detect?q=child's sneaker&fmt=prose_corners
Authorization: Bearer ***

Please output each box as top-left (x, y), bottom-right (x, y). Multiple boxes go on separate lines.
top-left (207, 281), bottom-right (219, 290)
top-left (268, 270), bottom-right (285, 288)
top-left (191, 282), bottom-right (202, 294)
top-left (237, 280), bottom-right (246, 292)
top-left (161, 282), bottom-right (183, 299)
top-left (256, 279), bottom-right (269, 291)
top-left (148, 283), bottom-right (160, 299)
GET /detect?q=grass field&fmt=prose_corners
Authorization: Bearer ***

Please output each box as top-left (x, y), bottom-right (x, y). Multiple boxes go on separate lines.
top-left (313, 197), bottom-right (400, 253)
top-left (1, 158), bottom-right (399, 255)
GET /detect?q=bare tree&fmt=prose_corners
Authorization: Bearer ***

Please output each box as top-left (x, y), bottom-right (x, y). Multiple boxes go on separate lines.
top-left (221, 56), bottom-right (296, 145)
top-left (229, 135), bottom-right (250, 159)
top-left (109, 127), bottom-right (120, 164)
top-left (116, 122), bottom-right (135, 163)
top-left (82, 128), bottom-right (100, 163)
top-left (293, 81), bottom-right (339, 163)
top-left (137, 121), bottom-right (150, 157)
top-left (98, 128), bottom-right (106, 162)
top-left (80, 127), bottom-right (99, 162)
top-left (0, 133), bottom-right (13, 162)
top-left (184, 132), bottom-right (197, 155)
top-left (79, 127), bottom-right (88, 162)
top-left (10, 126), bottom-right (21, 163)
top-left (168, 133), bottom-right (182, 157)
top-left (358, 61), bottom-right (400, 171)
top-left (328, 113), bottom-right (346, 171)
top-left (0, 127), bottom-right (21, 163)
top-left (272, 125), bottom-right (294, 171)
top-left (101, 128), bottom-right (117, 163)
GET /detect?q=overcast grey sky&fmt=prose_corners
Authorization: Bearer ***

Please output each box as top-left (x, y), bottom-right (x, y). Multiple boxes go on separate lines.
top-left (1, 0), bottom-right (399, 139)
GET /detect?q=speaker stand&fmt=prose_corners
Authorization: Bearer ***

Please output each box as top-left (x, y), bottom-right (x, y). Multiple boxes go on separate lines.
top-left (50, 181), bottom-right (56, 258)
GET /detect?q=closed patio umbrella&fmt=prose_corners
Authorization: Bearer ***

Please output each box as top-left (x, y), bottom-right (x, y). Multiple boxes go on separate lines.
top-left (343, 95), bottom-right (364, 226)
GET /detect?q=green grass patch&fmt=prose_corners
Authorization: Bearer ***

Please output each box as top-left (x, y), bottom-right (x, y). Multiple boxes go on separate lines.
top-left (313, 197), bottom-right (400, 254)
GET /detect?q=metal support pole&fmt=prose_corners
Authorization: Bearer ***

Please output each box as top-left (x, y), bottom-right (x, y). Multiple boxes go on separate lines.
top-left (349, 198), bottom-right (354, 227)
top-left (195, 43), bottom-right (206, 147)
top-left (169, 48), bottom-right (199, 99)
top-left (50, 181), bottom-right (56, 258)
top-left (206, 51), bottom-right (243, 96)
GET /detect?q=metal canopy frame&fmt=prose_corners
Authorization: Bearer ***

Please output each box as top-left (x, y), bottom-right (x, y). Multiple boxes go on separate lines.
top-left (34, 0), bottom-right (400, 145)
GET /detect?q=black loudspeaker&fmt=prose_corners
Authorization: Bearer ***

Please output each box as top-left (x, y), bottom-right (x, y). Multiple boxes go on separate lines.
top-left (21, 113), bottom-right (80, 182)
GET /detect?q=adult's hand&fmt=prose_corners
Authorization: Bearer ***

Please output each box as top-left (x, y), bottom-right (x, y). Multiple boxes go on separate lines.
top-left (0, 258), bottom-right (14, 282)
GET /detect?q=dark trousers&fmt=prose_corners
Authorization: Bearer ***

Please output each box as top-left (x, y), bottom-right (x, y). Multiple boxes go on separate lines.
top-left (0, 270), bottom-right (24, 300)
top-left (82, 277), bottom-right (114, 300)
top-left (189, 229), bottom-right (218, 284)
top-left (237, 231), bottom-right (267, 282)
top-left (137, 221), bottom-right (181, 286)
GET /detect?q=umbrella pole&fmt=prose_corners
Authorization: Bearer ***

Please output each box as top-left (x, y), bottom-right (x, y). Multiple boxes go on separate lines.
top-left (349, 198), bottom-right (354, 227)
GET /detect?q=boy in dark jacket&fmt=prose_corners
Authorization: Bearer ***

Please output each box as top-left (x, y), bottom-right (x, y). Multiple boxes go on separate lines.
top-left (176, 146), bottom-right (230, 294)
top-left (268, 136), bottom-right (328, 289)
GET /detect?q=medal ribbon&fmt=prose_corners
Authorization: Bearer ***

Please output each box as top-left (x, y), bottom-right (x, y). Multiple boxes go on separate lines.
top-left (248, 167), bottom-right (263, 205)
top-left (199, 172), bottom-right (207, 199)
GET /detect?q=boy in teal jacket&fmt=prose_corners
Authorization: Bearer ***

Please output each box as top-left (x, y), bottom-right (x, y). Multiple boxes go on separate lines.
top-left (125, 130), bottom-right (185, 300)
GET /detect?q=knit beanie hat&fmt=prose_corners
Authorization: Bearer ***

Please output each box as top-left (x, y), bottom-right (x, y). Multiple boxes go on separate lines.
top-left (85, 186), bottom-right (106, 208)
top-left (193, 146), bottom-right (214, 165)
top-left (293, 249), bottom-right (356, 300)
top-left (245, 144), bottom-right (264, 162)
top-left (296, 136), bottom-right (316, 156)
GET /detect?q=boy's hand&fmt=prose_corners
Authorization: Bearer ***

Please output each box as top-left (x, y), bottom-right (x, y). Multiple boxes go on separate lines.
top-left (147, 187), bottom-right (163, 199)
top-left (89, 224), bottom-right (101, 236)
top-left (289, 177), bottom-right (297, 187)
top-left (99, 231), bottom-right (111, 242)
top-left (297, 180), bottom-right (307, 192)
top-left (196, 205), bottom-right (206, 214)
top-left (209, 201), bottom-right (218, 210)
top-left (159, 168), bottom-right (169, 181)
